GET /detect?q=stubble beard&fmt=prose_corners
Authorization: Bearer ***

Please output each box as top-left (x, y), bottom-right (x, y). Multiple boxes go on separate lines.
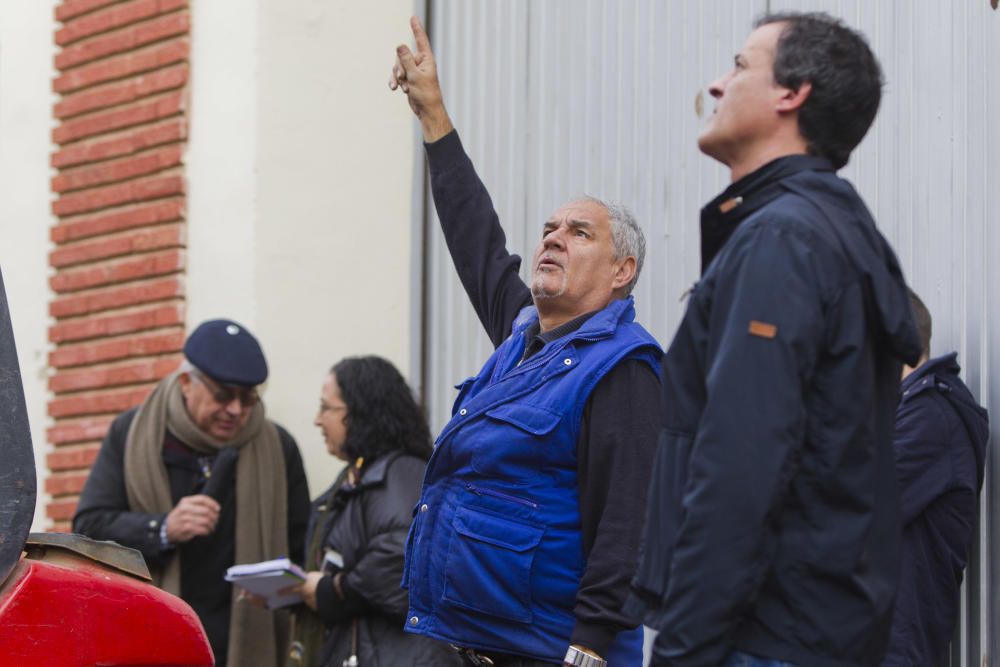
top-left (531, 269), bottom-right (568, 300)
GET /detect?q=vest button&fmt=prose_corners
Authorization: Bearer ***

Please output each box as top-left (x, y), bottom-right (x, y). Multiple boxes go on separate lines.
top-left (420, 504), bottom-right (429, 513)
top-left (459, 408), bottom-right (468, 415)
top-left (563, 358), bottom-right (572, 366)
top-left (409, 616), bottom-right (419, 626)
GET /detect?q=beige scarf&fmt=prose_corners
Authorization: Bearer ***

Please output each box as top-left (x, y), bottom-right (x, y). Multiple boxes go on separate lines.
top-left (124, 371), bottom-right (289, 667)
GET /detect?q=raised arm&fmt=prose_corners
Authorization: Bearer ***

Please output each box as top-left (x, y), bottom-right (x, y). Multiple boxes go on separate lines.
top-left (392, 17), bottom-right (531, 345)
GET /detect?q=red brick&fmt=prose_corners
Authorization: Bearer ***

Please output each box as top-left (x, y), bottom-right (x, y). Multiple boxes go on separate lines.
top-left (49, 385), bottom-right (154, 418)
top-left (51, 276), bottom-right (184, 318)
top-left (45, 471), bottom-right (90, 496)
top-left (50, 355), bottom-right (181, 393)
top-left (47, 443), bottom-right (101, 471)
top-left (53, 174), bottom-right (184, 217)
top-left (49, 521), bottom-right (73, 533)
top-left (53, 92), bottom-right (183, 145)
top-left (52, 120), bottom-right (186, 169)
top-left (51, 224), bottom-right (185, 266)
top-left (56, 12), bottom-right (190, 70)
top-left (46, 499), bottom-right (79, 521)
top-left (54, 39), bottom-right (188, 94)
top-left (55, 64), bottom-right (188, 120)
top-left (49, 329), bottom-right (184, 368)
top-left (53, 145), bottom-right (184, 193)
top-left (51, 199), bottom-right (183, 242)
top-left (48, 417), bottom-right (113, 445)
top-left (50, 249), bottom-right (183, 293)
top-left (49, 302), bottom-right (184, 343)
top-left (57, 0), bottom-right (188, 47)
top-left (57, 0), bottom-right (123, 22)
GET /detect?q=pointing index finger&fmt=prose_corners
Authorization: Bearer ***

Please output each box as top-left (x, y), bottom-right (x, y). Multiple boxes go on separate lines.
top-left (410, 15), bottom-right (431, 56)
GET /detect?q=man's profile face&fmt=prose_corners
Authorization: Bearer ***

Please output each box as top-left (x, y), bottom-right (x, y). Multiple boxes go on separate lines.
top-left (698, 21), bottom-right (787, 166)
top-left (530, 199), bottom-right (620, 313)
top-left (179, 371), bottom-right (254, 440)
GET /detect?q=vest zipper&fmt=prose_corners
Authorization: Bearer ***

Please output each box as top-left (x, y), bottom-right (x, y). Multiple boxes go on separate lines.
top-left (466, 483), bottom-right (538, 508)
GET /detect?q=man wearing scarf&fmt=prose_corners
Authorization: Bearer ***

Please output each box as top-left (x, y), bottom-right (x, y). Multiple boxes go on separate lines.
top-left (74, 319), bottom-right (311, 667)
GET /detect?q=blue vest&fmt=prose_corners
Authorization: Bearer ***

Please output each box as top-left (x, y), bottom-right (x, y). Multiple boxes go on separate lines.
top-left (403, 297), bottom-right (661, 665)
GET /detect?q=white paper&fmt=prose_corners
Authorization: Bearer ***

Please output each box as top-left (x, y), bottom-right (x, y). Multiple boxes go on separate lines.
top-left (225, 558), bottom-right (307, 609)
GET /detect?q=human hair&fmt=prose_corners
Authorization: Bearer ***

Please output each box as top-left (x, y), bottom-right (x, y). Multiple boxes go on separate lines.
top-left (579, 196), bottom-right (645, 296)
top-left (754, 11), bottom-right (883, 169)
top-left (908, 288), bottom-right (932, 361)
top-left (331, 355), bottom-right (433, 462)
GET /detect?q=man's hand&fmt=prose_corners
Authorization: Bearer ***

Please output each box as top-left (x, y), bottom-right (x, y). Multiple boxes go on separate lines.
top-left (165, 494), bottom-right (220, 544)
top-left (280, 571), bottom-right (323, 611)
top-left (389, 16), bottom-right (454, 143)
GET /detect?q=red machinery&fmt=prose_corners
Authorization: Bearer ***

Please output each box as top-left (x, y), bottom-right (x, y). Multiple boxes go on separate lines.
top-left (0, 269), bottom-right (214, 667)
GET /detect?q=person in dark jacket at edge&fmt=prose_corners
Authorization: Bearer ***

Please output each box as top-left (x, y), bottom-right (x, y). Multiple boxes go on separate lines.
top-left (74, 319), bottom-right (311, 667)
top-left (626, 12), bottom-right (922, 667)
top-left (281, 356), bottom-right (461, 667)
top-left (390, 17), bottom-right (663, 667)
top-left (882, 290), bottom-right (989, 667)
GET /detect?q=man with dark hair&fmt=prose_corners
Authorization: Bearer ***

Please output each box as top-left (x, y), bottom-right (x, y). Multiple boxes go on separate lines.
top-left (74, 319), bottom-right (311, 667)
top-left (629, 12), bottom-right (921, 667)
top-left (884, 290), bottom-right (989, 666)
top-left (391, 17), bottom-right (662, 667)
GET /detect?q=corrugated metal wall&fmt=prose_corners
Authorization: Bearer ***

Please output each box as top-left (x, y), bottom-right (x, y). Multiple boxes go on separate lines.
top-left (421, 1), bottom-right (1000, 663)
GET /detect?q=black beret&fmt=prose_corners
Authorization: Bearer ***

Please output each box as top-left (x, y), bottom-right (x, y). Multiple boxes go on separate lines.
top-left (183, 319), bottom-right (268, 386)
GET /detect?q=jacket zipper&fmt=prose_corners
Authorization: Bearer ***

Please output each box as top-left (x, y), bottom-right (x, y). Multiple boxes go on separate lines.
top-left (466, 483), bottom-right (538, 508)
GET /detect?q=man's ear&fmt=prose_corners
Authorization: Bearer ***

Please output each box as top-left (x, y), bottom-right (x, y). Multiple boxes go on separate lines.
top-left (178, 372), bottom-right (192, 398)
top-left (777, 80), bottom-right (811, 113)
top-left (612, 256), bottom-right (637, 292)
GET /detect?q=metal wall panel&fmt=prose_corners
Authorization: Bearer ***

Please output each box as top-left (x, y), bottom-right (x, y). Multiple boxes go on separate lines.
top-left (423, 1), bottom-right (1000, 663)
top-left (425, 0), bottom-right (765, 433)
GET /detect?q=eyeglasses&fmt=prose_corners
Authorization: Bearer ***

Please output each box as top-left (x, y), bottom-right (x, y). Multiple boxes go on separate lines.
top-left (191, 370), bottom-right (260, 408)
top-left (318, 402), bottom-right (348, 415)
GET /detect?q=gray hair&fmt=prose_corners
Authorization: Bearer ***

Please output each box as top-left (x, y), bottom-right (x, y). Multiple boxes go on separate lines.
top-left (579, 195), bottom-right (645, 296)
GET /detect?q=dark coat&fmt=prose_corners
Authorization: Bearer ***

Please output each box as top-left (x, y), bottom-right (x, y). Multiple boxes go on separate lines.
top-left (73, 407), bottom-right (311, 665)
top-left (306, 452), bottom-right (461, 667)
top-left (883, 353), bottom-right (989, 667)
top-left (629, 156), bottom-right (922, 667)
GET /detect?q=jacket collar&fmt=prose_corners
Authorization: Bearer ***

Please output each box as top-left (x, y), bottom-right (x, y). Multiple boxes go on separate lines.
top-left (513, 295), bottom-right (637, 344)
top-left (901, 352), bottom-right (960, 395)
top-left (700, 154), bottom-right (834, 273)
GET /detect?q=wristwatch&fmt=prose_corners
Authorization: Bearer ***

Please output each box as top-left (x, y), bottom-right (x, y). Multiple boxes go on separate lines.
top-left (563, 646), bottom-right (607, 667)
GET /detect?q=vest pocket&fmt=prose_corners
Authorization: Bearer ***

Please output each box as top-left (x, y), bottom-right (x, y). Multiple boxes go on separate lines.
top-left (484, 403), bottom-right (561, 435)
top-left (442, 506), bottom-right (545, 623)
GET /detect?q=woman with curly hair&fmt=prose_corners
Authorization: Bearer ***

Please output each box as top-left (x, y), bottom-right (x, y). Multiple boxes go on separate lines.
top-left (284, 356), bottom-right (460, 667)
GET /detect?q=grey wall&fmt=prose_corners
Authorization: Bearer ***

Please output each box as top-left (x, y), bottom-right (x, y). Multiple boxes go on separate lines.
top-left (420, 1), bottom-right (1000, 663)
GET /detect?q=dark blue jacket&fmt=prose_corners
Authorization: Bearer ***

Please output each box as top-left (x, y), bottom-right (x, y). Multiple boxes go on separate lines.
top-left (628, 156), bottom-right (922, 667)
top-left (883, 353), bottom-right (989, 667)
top-left (404, 297), bottom-right (661, 665)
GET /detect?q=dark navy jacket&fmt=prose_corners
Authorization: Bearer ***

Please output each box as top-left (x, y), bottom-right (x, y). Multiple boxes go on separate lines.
top-left (628, 156), bottom-right (922, 667)
top-left (884, 353), bottom-right (989, 667)
top-left (404, 297), bottom-right (661, 665)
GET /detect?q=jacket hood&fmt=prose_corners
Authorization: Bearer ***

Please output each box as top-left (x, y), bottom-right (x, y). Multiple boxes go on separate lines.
top-left (782, 173), bottom-right (922, 367)
top-left (702, 156), bottom-right (921, 367)
top-left (904, 352), bottom-right (990, 486)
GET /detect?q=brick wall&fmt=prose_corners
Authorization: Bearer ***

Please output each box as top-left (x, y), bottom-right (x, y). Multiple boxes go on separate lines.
top-left (48, 0), bottom-right (190, 530)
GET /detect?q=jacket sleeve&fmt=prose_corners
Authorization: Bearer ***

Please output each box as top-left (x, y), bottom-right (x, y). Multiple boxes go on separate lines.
top-left (572, 359), bottom-right (663, 657)
top-left (425, 130), bottom-right (533, 346)
top-left (72, 409), bottom-right (171, 568)
top-left (315, 456), bottom-right (425, 625)
top-left (651, 223), bottom-right (824, 666)
top-left (279, 426), bottom-right (311, 565)
top-left (893, 392), bottom-right (955, 525)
